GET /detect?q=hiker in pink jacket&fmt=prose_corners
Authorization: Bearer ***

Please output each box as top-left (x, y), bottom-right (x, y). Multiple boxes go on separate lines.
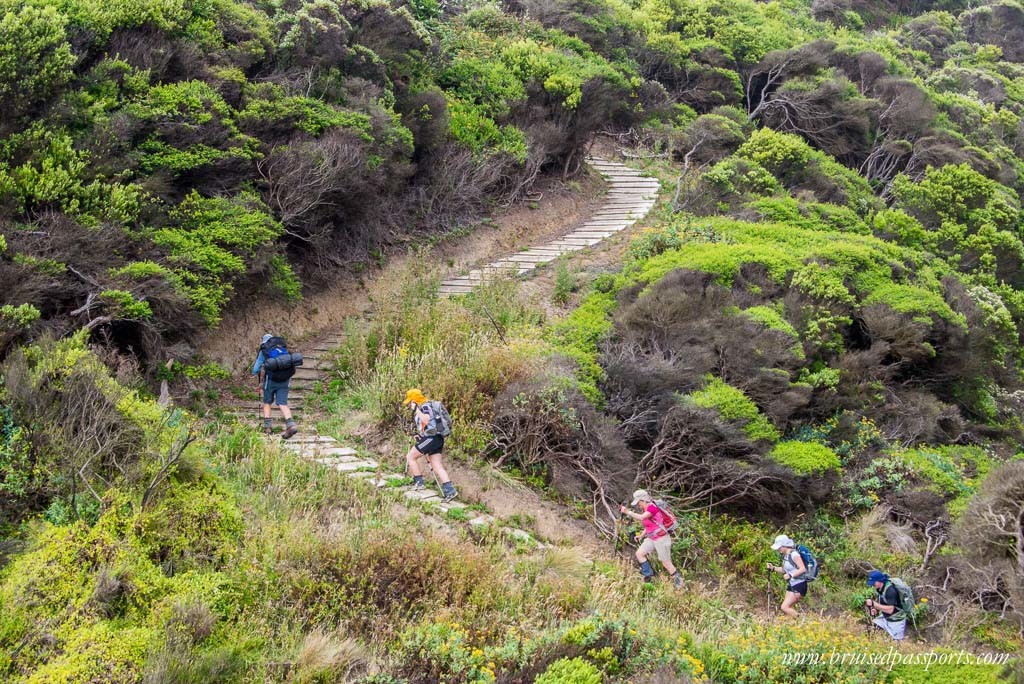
top-left (620, 489), bottom-right (683, 587)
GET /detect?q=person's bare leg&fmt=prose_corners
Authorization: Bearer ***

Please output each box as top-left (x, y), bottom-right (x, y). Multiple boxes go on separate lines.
top-left (262, 403), bottom-right (272, 419)
top-left (278, 404), bottom-right (293, 421)
top-left (427, 453), bottom-right (450, 483)
top-left (781, 591), bottom-right (801, 617)
top-left (406, 446), bottom-right (424, 476)
top-left (660, 557), bottom-right (678, 575)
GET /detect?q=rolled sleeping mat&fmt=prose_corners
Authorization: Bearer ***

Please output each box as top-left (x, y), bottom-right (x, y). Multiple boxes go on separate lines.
top-left (263, 351), bottom-right (303, 372)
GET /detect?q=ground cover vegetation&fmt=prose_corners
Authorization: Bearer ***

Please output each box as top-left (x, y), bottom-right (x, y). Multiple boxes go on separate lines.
top-left (2, 0), bottom-right (1024, 679)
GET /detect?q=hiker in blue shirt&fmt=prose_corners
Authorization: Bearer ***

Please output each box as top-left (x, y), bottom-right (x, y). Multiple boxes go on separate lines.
top-left (253, 333), bottom-right (298, 439)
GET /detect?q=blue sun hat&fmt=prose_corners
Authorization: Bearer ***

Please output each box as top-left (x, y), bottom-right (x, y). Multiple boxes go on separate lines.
top-left (867, 570), bottom-right (889, 586)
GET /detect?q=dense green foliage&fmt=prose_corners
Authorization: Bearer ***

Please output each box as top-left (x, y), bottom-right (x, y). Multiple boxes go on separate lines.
top-left (0, 0), bottom-right (645, 362)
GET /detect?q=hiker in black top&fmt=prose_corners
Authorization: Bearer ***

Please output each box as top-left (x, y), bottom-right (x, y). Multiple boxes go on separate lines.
top-left (866, 570), bottom-right (907, 640)
top-left (252, 333), bottom-right (298, 439)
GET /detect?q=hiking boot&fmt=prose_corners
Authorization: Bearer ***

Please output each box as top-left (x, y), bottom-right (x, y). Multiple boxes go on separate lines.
top-left (643, 576), bottom-right (654, 584)
top-left (672, 573), bottom-right (683, 588)
top-left (281, 425), bottom-right (299, 440)
top-left (441, 482), bottom-right (458, 502)
top-left (411, 478), bottom-right (426, 491)
top-left (263, 426), bottom-right (273, 436)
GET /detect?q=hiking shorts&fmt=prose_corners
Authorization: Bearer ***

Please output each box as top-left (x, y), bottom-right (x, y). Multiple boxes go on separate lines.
top-left (873, 616), bottom-right (906, 640)
top-left (639, 534), bottom-right (673, 563)
top-left (415, 435), bottom-right (444, 455)
top-left (787, 580), bottom-right (808, 597)
top-left (262, 379), bottom-right (290, 406)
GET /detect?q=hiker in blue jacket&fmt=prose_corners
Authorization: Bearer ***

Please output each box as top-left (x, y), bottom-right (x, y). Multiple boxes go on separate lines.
top-left (252, 333), bottom-right (298, 439)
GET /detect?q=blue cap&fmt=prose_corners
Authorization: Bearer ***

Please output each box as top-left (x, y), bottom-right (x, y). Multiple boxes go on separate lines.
top-left (867, 570), bottom-right (888, 585)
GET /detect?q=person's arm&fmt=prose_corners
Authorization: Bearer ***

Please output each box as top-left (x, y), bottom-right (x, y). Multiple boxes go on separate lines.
top-left (416, 408), bottom-right (430, 434)
top-left (867, 587), bottom-right (898, 615)
top-left (251, 350), bottom-right (265, 376)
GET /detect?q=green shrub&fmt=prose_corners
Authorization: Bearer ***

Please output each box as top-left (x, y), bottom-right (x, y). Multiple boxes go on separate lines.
top-left (153, 190), bottom-right (283, 324)
top-left (769, 441), bottom-right (841, 475)
top-left (687, 376), bottom-right (780, 442)
top-left (548, 291), bottom-right (616, 404)
top-left (447, 98), bottom-right (527, 162)
top-left (535, 657), bottom-right (601, 684)
top-left (552, 264), bottom-right (576, 305)
top-left (739, 304), bottom-right (803, 358)
top-left (702, 620), bottom-right (883, 683)
top-left (0, 0), bottom-right (76, 119)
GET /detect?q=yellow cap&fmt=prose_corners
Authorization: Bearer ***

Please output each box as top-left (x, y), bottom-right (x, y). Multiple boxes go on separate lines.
top-left (403, 388), bottom-right (427, 405)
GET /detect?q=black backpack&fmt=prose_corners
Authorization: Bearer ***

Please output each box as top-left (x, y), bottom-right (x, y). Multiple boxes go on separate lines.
top-left (261, 336), bottom-right (301, 382)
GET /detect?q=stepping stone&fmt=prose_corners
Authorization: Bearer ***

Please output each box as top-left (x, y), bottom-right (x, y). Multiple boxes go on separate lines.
top-left (313, 456), bottom-right (361, 466)
top-left (405, 489), bottom-right (442, 502)
top-left (322, 447), bottom-right (358, 457)
top-left (437, 501), bottom-right (468, 512)
top-left (520, 248), bottom-right (566, 255)
top-left (287, 435), bottom-right (336, 444)
top-left (331, 460), bottom-right (378, 472)
top-left (469, 514), bottom-right (496, 527)
top-left (551, 237), bottom-right (602, 247)
top-left (439, 284), bottom-right (475, 295)
top-left (584, 219), bottom-right (637, 225)
top-left (569, 232), bottom-right (617, 239)
top-left (506, 528), bottom-right (535, 543)
top-left (577, 225), bottom-right (624, 232)
top-left (348, 473), bottom-right (400, 488)
top-left (506, 254), bottom-right (555, 264)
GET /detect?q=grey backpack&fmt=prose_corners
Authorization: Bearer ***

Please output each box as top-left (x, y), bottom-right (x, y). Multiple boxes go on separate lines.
top-left (423, 400), bottom-right (453, 437)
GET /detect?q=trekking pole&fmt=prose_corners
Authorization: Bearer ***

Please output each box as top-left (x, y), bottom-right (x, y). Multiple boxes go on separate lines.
top-left (766, 568), bottom-right (773, 620)
top-left (863, 605), bottom-right (873, 637)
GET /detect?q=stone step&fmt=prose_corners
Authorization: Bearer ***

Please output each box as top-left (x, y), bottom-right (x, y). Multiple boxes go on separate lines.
top-left (505, 253), bottom-right (556, 264)
top-left (313, 455), bottom-right (362, 466)
top-left (550, 237), bottom-right (602, 247)
top-left (439, 283), bottom-right (476, 294)
top-left (598, 203), bottom-right (655, 210)
top-left (329, 460), bottom-right (379, 472)
top-left (583, 218), bottom-right (638, 226)
top-left (404, 488), bottom-right (442, 502)
top-left (567, 232), bottom-right (617, 239)
top-left (286, 435), bottom-right (335, 444)
top-left (606, 192), bottom-right (657, 199)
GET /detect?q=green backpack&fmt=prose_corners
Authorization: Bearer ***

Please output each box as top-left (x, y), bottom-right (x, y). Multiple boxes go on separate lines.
top-left (888, 577), bottom-right (916, 625)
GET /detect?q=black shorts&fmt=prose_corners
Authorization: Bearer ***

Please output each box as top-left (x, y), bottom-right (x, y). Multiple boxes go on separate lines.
top-left (788, 581), bottom-right (808, 597)
top-left (415, 435), bottom-right (444, 455)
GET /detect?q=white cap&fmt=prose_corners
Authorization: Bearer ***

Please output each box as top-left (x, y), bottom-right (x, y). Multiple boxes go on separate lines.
top-left (630, 489), bottom-right (651, 506)
top-left (771, 534), bottom-right (795, 550)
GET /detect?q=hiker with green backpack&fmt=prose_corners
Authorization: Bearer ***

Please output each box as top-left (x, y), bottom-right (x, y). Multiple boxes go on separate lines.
top-left (767, 534), bottom-right (819, 617)
top-left (619, 489), bottom-right (683, 588)
top-left (403, 389), bottom-right (458, 503)
top-left (865, 570), bottom-right (912, 640)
